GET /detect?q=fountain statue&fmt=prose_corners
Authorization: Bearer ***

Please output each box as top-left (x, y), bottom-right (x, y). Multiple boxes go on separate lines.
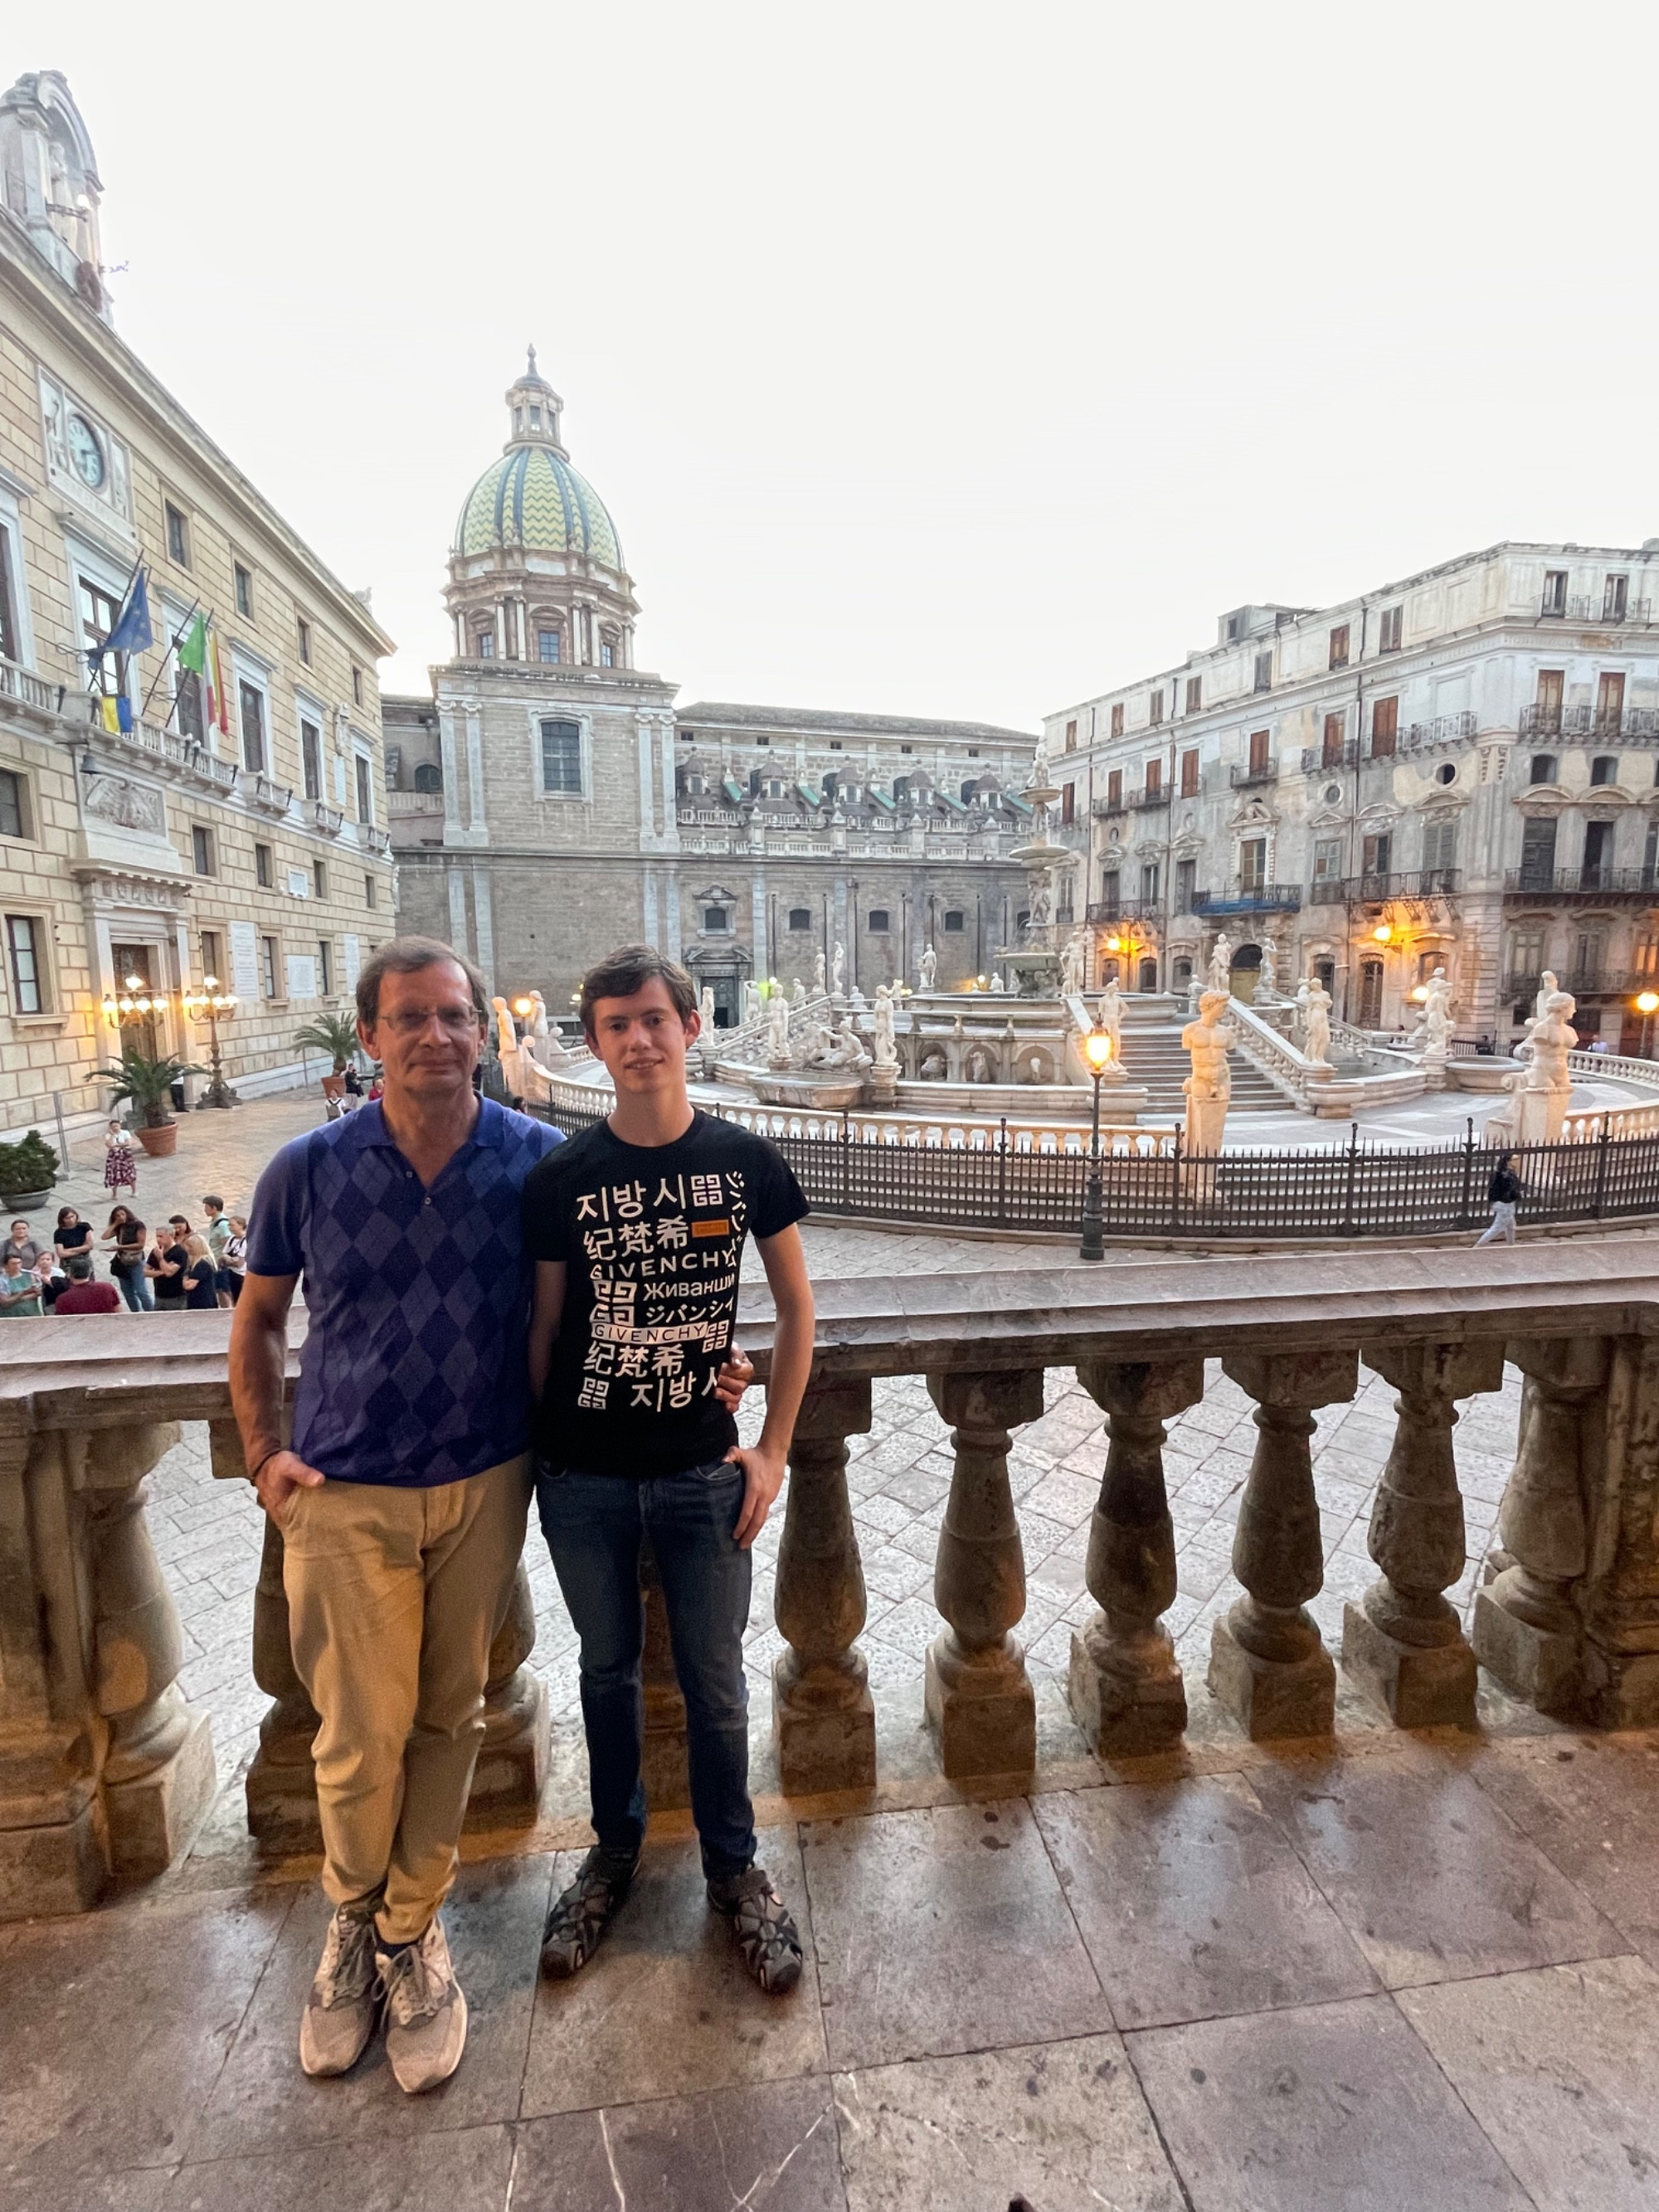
top-left (1061, 928), bottom-right (1086, 997)
top-left (1256, 938), bottom-right (1278, 1005)
top-left (1304, 976), bottom-right (1334, 1069)
top-left (1208, 933), bottom-right (1233, 993)
top-left (528, 990), bottom-right (549, 1039)
top-left (814, 948), bottom-right (827, 996)
top-left (831, 942), bottom-right (846, 998)
top-left (1418, 967), bottom-right (1453, 1069)
top-left (1181, 989), bottom-right (1236, 1154)
top-left (871, 985), bottom-right (898, 1067)
top-left (918, 943), bottom-right (937, 990)
top-left (698, 985), bottom-right (716, 1034)
top-left (766, 988), bottom-right (791, 1067)
top-left (491, 996), bottom-right (518, 1063)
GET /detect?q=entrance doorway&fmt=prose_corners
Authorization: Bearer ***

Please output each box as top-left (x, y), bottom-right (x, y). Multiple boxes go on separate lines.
top-left (1138, 956), bottom-right (1159, 992)
top-left (110, 943), bottom-right (161, 1058)
top-left (1357, 958), bottom-right (1384, 1028)
top-left (1229, 942), bottom-right (1262, 1001)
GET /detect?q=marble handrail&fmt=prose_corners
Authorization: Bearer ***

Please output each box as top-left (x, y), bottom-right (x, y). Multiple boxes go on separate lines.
top-left (7, 1235), bottom-right (1659, 1911)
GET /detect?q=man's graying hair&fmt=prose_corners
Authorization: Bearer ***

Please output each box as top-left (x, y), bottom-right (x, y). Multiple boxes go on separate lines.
top-left (355, 937), bottom-right (489, 1029)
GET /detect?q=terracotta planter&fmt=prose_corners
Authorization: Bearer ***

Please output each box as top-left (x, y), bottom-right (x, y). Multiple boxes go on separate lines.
top-left (135, 1122), bottom-right (178, 1158)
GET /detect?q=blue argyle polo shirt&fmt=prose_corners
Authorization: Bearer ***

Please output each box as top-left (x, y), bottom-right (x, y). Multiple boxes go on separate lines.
top-left (246, 1099), bottom-right (562, 1487)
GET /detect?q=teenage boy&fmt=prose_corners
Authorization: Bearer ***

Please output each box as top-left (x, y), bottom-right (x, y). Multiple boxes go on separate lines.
top-left (524, 946), bottom-right (816, 1993)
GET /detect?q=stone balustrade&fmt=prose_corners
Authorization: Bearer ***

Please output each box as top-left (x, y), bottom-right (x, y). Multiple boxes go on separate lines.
top-left (6, 1237), bottom-right (1659, 1916)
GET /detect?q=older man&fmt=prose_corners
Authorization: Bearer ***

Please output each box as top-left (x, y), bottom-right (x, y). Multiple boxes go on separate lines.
top-left (231, 937), bottom-right (560, 2095)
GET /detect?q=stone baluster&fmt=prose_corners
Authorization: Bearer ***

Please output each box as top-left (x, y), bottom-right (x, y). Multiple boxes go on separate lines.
top-left (246, 1517), bottom-right (324, 1844)
top-left (468, 1562), bottom-right (550, 1825)
top-left (1070, 1355), bottom-right (1204, 1756)
top-left (1209, 1348), bottom-right (1358, 1739)
top-left (1340, 1341), bottom-right (1504, 1729)
top-left (926, 1368), bottom-right (1044, 1777)
top-left (640, 1533), bottom-right (691, 1810)
top-left (772, 1376), bottom-right (875, 1794)
top-left (1472, 1337), bottom-right (1611, 1717)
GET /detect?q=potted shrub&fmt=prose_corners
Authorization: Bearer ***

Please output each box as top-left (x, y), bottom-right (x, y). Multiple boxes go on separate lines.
top-left (294, 1011), bottom-right (362, 1114)
top-left (0, 1130), bottom-right (59, 1210)
top-left (96, 1047), bottom-right (203, 1158)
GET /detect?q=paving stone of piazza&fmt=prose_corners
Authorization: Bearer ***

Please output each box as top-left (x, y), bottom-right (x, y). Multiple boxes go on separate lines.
top-left (7, 1093), bottom-right (1659, 2210)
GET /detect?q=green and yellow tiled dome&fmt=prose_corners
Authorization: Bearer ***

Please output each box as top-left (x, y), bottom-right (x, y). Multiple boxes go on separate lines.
top-left (455, 445), bottom-right (624, 571)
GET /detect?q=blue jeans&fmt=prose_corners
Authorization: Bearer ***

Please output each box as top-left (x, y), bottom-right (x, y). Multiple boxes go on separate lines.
top-left (115, 1267), bottom-right (153, 1312)
top-left (536, 1459), bottom-right (754, 1880)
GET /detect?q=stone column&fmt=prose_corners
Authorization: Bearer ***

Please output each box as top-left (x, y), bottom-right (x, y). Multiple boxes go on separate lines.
top-left (772, 1376), bottom-right (876, 1795)
top-left (1472, 1337), bottom-right (1611, 1717)
top-left (1069, 1356), bottom-right (1204, 1756)
top-left (926, 1369), bottom-right (1044, 1778)
top-left (1209, 1347), bottom-right (1358, 1738)
top-left (640, 1534), bottom-right (691, 1810)
top-left (1341, 1341), bottom-right (1504, 1729)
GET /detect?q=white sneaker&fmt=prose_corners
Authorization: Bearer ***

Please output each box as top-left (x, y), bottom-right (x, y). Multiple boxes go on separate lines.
top-left (299, 1900), bottom-right (382, 2078)
top-left (377, 1917), bottom-right (468, 2094)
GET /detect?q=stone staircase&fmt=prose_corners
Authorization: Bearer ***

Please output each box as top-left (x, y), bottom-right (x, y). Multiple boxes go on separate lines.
top-left (1113, 993), bottom-right (1292, 1113)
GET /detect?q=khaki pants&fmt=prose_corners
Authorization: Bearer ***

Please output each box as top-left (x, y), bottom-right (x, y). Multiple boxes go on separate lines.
top-left (281, 1454), bottom-right (532, 1944)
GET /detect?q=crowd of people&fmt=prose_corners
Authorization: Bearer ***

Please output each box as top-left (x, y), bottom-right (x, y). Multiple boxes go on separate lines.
top-left (0, 1197), bottom-right (247, 1317)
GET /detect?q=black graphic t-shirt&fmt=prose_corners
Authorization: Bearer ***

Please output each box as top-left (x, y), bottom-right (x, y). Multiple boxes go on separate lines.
top-left (522, 1112), bottom-right (809, 1479)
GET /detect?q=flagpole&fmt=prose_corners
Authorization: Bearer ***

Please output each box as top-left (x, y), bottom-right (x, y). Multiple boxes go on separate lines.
top-left (137, 595), bottom-right (202, 727)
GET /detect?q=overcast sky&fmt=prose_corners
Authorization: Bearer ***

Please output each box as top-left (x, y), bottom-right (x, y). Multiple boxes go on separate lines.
top-left (52, 0), bottom-right (1659, 732)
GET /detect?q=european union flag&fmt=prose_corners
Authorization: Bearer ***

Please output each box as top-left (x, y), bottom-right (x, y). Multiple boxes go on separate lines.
top-left (105, 568), bottom-right (154, 657)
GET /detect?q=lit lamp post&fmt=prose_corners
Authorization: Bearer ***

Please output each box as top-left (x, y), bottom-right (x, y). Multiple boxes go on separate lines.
top-left (101, 971), bottom-right (166, 1029)
top-left (1635, 989), bottom-right (1659, 1060)
top-left (1078, 1023), bottom-right (1115, 1262)
top-left (182, 976), bottom-right (239, 1108)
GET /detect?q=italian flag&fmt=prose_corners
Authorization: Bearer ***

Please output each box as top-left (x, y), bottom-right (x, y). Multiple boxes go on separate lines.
top-left (178, 614), bottom-right (230, 737)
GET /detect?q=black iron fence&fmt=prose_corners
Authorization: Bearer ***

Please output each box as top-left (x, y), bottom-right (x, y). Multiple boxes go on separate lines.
top-left (535, 1094), bottom-right (1659, 1240)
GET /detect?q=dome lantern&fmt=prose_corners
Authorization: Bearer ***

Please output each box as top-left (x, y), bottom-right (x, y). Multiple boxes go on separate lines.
top-left (504, 345), bottom-right (565, 456)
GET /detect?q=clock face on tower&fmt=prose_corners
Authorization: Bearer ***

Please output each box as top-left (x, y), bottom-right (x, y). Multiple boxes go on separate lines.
top-left (66, 413), bottom-right (105, 489)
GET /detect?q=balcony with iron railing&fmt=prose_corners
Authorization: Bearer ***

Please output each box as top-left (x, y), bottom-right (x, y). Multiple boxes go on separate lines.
top-left (1505, 867), bottom-right (1659, 901)
top-left (1307, 869), bottom-right (1462, 906)
top-left (1228, 758), bottom-right (1278, 787)
top-left (1126, 786), bottom-right (1170, 811)
top-left (1091, 793), bottom-right (1126, 818)
top-left (1539, 593), bottom-right (1656, 624)
top-left (308, 797), bottom-right (344, 835)
top-left (1084, 898), bottom-right (1165, 927)
top-left (1519, 704), bottom-right (1659, 743)
top-left (1505, 969), bottom-right (1658, 1002)
top-left (1190, 881), bottom-right (1302, 915)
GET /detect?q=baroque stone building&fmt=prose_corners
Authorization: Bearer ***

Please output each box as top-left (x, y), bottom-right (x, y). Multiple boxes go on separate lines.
top-left (0, 72), bottom-right (394, 1135)
top-left (385, 361), bottom-right (1036, 1021)
top-left (1044, 542), bottom-right (1659, 1047)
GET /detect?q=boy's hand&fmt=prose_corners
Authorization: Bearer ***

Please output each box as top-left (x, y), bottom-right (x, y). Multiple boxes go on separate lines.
top-left (714, 1345), bottom-right (755, 1412)
top-left (725, 1441), bottom-right (786, 1548)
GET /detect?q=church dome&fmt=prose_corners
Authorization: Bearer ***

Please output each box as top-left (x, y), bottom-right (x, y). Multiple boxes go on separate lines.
top-left (454, 444), bottom-right (623, 571)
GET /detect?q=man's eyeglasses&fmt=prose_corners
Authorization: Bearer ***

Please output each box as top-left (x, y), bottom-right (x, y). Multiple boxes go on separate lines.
top-left (377, 1008), bottom-right (482, 1036)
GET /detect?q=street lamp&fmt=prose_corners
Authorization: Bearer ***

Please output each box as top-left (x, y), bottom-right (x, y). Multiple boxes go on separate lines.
top-left (182, 975), bottom-right (239, 1108)
top-left (1635, 989), bottom-right (1659, 1060)
top-left (1078, 1024), bottom-right (1114, 1262)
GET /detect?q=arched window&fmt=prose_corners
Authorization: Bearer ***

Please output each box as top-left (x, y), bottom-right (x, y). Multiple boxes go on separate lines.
top-left (867, 909), bottom-right (891, 933)
top-left (943, 909), bottom-right (966, 933)
top-left (893, 776), bottom-right (911, 803)
top-left (1590, 754), bottom-right (1618, 787)
top-left (1530, 754), bottom-right (1557, 786)
top-left (787, 908), bottom-right (812, 932)
top-left (413, 762), bottom-right (443, 794)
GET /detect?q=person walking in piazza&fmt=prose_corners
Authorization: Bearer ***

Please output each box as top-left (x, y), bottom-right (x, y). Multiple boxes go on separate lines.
top-left (525, 944), bottom-right (816, 1995)
top-left (103, 1117), bottom-right (137, 1199)
top-left (1476, 1150), bottom-right (1525, 1246)
top-left (229, 934), bottom-right (759, 2093)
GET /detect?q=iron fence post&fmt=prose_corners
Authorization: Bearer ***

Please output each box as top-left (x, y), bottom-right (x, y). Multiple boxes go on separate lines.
top-left (1170, 1123), bottom-right (1182, 1235)
top-left (1458, 1116), bottom-right (1475, 1230)
top-left (1593, 1121), bottom-right (1611, 1219)
top-left (1343, 1117), bottom-right (1359, 1235)
top-left (997, 1115), bottom-right (1008, 1229)
top-left (841, 1108), bottom-right (850, 1214)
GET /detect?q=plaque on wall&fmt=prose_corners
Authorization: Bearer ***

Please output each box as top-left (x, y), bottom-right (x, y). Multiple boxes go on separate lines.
top-left (286, 954), bottom-right (317, 1001)
top-left (229, 920), bottom-right (259, 1002)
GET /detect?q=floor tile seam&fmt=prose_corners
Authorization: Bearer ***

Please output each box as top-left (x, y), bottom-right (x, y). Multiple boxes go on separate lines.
top-left (1452, 1753), bottom-right (1638, 1952)
top-left (173, 1880), bottom-right (304, 2167)
top-left (509, 1854), bottom-right (562, 2122)
top-left (1376, 1941), bottom-right (1647, 1998)
top-left (1112, 2033), bottom-right (1201, 2212)
top-left (170, 2116), bottom-right (515, 2175)
top-left (514, 2059), bottom-right (837, 2127)
top-left (1379, 1981), bottom-right (1546, 2211)
top-left (1024, 1784), bottom-right (1120, 2033)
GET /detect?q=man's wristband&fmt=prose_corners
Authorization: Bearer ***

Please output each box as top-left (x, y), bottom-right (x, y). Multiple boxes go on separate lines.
top-left (246, 1448), bottom-right (284, 1486)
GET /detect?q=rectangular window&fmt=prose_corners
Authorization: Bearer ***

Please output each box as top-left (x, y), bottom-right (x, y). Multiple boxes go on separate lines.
top-left (1140, 861), bottom-right (1160, 904)
top-left (297, 617), bottom-right (312, 665)
top-left (354, 754), bottom-right (372, 823)
top-left (0, 524), bottom-right (19, 662)
top-left (1175, 856), bottom-right (1197, 912)
top-left (1535, 668), bottom-right (1564, 727)
top-left (1597, 670), bottom-right (1627, 729)
top-left (364, 873), bottom-right (377, 909)
top-left (1584, 820), bottom-right (1615, 885)
top-left (1248, 728), bottom-right (1270, 774)
top-left (475, 632), bottom-right (494, 658)
top-left (1185, 675), bottom-right (1201, 714)
top-left (1329, 624), bottom-right (1350, 670)
top-left (313, 858), bottom-right (327, 898)
top-left (1144, 758), bottom-right (1162, 797)
top-left (0, 767), bottom-right (27, 840)
top-left (1604, 574), bottom-right (1629, 622)
top-left (255, 841), bottom-right (272, 889)
top-left (164, 501), bottom-right (189, 568)
top-left (1314, 836), bottom-right (1344, 880)
top-left (1322, 711), bottom-right (1346, 766)
top-left (538, 629), bottom-right (560, 663)
top-left (1061, 782), bottom-right (1075, 825)
top-left (234, 562), bottom-right (254, 619)
top-left (78, 574), bottom-right (124, 696)
top-left (260, 936), bottom-right (278, 998)
top-left (201, 929), bottom-right (221, 982)
top-left (176, 665), bottom-right (203, 742)
top-left (1362, 831), bottom-right (1392, 877)
top-left (1148, 688), bottom-right (1165, 726)
top-left (317, 939), bottom-right (332, 996)
top-left (191, 825), bottom-right (213, 876)
top-left (1541, 570), bottom-right (1568, 616)
top-left (351, 665), bottom-right (363, 706)
top-left (1106, 767), bottom-right (1122, 809)
top-left (1180, 748), bottom-right (1199, 797)
top-left (1064, 718), bottom-right (1077, 750)
top-left (1253, 650), bottom-right (1272, 693)
top-left (600, 642), bottom-right (615, 667)
top-left (300, 719), bottom-right (322, 801)
top-left (540, 717), bottom-right (583, 796)
top-left (1100, 866), bottom-right (1120, 911)
top-left (1520, 816), bottom-right (1558, 889)
top-left (1238, 839), bottom-right (1266, 889)
top-left (1379, 606), bottom-right (1403, 652)
top-left (4, 915), bottom-right (42, 1014)
top-left (1110, 703), bottom-right (1125, 738)
top-left (239, 680), bottom-right (266, 774)
top-left (866, 909), bottom-right (890, 933)
top-left (1423, 818), bottom-right (1457, 879)
top-left (1370, 695), bottom-right (1399, 756)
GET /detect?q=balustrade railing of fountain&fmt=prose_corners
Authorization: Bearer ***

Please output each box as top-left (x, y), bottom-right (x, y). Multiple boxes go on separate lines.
top-left (7, 1240), bottom-right (1659, 1914)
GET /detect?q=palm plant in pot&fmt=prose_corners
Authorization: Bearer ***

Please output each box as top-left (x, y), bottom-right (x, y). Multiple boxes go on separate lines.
top-left (293, 1011), bottom-right (362, 1110)
top-left (96, 1047), bottom-right (204, 1158)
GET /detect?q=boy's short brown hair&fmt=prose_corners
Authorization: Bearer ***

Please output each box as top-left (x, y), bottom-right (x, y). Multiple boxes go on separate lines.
top-left (579, 945), bottom-right (698, 1038)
